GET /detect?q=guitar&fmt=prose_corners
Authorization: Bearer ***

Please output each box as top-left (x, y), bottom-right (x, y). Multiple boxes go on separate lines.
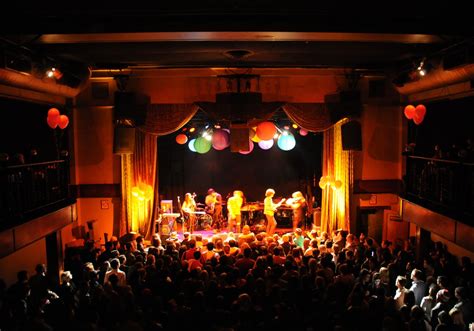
top-left (274, 198), bottom-right (286, 211)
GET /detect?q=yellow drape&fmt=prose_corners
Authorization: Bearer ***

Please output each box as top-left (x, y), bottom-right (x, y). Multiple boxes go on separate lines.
top-left (320, 120), bottom-right (352, 234)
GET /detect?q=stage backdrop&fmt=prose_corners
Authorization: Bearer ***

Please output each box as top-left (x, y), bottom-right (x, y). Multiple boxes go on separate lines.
top-left (157, 133), bottom-right (322, 211)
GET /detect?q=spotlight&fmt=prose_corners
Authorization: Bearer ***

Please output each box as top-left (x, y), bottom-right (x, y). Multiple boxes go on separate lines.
top-left (273, 133), bottom-right (279, 139)
top-left (46, 68), bottom-right (54, 78)
top-left (46, 67), bottom-right (63, 80)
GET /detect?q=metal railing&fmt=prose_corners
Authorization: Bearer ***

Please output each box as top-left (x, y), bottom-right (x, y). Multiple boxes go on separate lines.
top-left (405, 156), bottom-right (474, 225)
top-left (0, 160), bottom-right (71, 227)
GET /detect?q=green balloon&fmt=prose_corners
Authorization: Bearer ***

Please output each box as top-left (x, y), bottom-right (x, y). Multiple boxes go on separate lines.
top-left (194, 137), bottom-right (211, 154)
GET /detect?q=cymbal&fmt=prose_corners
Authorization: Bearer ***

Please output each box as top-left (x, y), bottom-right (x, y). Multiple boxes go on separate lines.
top-left (196, 203), bottom-right (205, 206)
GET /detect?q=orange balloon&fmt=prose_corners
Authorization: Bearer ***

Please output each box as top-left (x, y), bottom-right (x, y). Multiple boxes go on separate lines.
top-left (175, 133), bottom-right (188, 145)
top-left (46, 116), bottom-right (58, 129)
top-left (58, 115), bottom-right (69, 129)
top-left (47, 108), bottom-right (60, 121)
top-left (256, 121), bottom-right (277, 140)
top-left (404, 105), bottom-right (416, 119)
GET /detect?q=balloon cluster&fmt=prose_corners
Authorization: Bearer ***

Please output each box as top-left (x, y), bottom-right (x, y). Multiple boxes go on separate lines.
top-left (46, 108), bottom-right (69, 129)
top-left (404, 104), bottom-right (426, 125)
top-left (176, 121), bottom-right (309, 155)
top-left (319, 176), bottom-right (342, 190)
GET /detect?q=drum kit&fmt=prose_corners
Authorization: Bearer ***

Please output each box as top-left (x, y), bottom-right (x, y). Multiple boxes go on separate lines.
top-left (188, 207), bottom-right (213, 230)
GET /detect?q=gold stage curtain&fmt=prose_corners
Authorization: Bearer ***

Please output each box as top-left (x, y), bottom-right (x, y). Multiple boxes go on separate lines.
top-left (141, 104), bottom-right (199, 136)
top-left (282, 103), bottom-right (332, 132)
top-left (320, 120), bottom-right (352, 235)
top-left (120, 104), bottom-right (198, 238)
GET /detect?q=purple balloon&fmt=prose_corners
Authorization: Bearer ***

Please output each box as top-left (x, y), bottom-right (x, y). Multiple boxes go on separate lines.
top-left (212, 129), bottom-right (230, 150)
top-left (239, 140), bottom-right (254, 155)
top-left (258, 139), bottom-right (274, 150)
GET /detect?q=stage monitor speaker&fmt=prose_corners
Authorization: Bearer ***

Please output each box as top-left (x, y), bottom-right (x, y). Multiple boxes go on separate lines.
top-left (230, 124), bottom-right (249, 152)
top-left (113, 127), bottom-right (136, 154)
top-left (341, 120), bottom-right (362, 151)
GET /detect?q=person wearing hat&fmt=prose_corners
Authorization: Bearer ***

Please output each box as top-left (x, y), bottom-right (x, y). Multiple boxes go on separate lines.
top-left (264, 188), bottom-right (286, 235)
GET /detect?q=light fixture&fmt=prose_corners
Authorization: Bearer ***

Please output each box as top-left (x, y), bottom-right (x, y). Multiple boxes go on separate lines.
top-left (292, 123), bottom-right (298, 129)
top-left (189, 127), bottom-right (196, 133)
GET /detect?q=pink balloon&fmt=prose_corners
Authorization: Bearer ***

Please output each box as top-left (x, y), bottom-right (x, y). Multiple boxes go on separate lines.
top-left (212, 129), bottom-right (230, 150)
top-left (46, 116), bottom-right (58, 129)
top-left (239, 140), bottom-right (254, 155)
top-left (58, 115), bottom-right (69, 129)
top-left (299, 129), bottom-right (308, 136)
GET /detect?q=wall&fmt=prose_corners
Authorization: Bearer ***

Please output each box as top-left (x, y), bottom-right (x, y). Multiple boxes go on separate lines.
top-left (0, 238), bottom-right (46, 286)
top-left (73, 78), bottom-right (121, 240)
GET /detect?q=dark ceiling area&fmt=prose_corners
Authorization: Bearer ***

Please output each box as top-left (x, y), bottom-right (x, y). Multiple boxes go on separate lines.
top-left (1, 3), bottom-right (474, 76)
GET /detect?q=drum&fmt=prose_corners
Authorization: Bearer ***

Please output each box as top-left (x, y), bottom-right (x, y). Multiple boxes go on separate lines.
top-left (198, 214), bottom-right (213, 230)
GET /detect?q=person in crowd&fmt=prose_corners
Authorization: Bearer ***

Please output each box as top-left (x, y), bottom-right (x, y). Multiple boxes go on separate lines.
top-left (263, 188), bottom-right (285, 235)
top-left (104, 258), bottom-right (126, 286)
top-left (394, 275), bottom-right (409, 310)
top-left (453, 286), bottom-right (473, 326)
top-left (410, 268), bottom-right (428, 306)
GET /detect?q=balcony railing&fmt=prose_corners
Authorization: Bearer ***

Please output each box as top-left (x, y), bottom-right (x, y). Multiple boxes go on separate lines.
top-left (0, 160), bottom-right (72, 228)
top-left (405, 156), bottom-right (474, 225)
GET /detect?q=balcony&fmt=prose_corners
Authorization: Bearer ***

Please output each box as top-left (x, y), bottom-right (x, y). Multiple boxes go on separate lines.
top-left (405, 156), bottom-right (474, 225)
top-left (0, 160), bottom-right (74, 230)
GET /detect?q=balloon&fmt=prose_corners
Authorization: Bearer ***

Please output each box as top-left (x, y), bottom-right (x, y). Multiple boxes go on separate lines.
top-left (258, 139), bottom-right (274, 150)
top-left (212, 129), bottom-right (230, 150)
top-left (256, 121), bottom-right (277, 140)
top-left (188, 138), bottom-right (197, 152)
top-left (58, 115), bottom-right (69, 129)
top-left (194, 137), bottom-right (211, 154)
top-left (299, 129), bottom-right (308, 136)
top-left (251, 130), bottom-right (261, 142)
top-left (144, 185), bottom-right (153, 200)
top-left (239, 140), bottom-right (254, 155)
top-left (404, 105), bottom-right (416, 119)
top-left (175, 134), bottom-right (188, 145)
top-left (334, 180), bottom-right (342, 189)
top-left (46, 116), bottom-right (58, 129)
top-left (413, 104), bottom-right (426, 124)
top-left (47, 108), bottom-right (60, 121)
top-left (319, 177), bottom-right (328, 189)
top-left (413, 115), bottom-right (423, 125)
top-left (277, 133), bottom-right (296, 151)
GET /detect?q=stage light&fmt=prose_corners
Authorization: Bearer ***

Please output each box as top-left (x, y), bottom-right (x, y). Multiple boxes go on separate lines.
top-left (189, 127), bottom-right (196, 133)
top-left (273, 133), bottom-right (279, 139)
top-left (46, 68), bottom-right (54, 78)
top-left (292, 123), bottom-right (298, 129)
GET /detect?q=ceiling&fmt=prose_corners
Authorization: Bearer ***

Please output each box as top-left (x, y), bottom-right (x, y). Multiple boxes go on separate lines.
top-left (1, 3), bottom-right (474, 83)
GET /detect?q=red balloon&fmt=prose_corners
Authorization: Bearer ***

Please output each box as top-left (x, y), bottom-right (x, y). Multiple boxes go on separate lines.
top-left (212, 129), bottom-right (230, 150)
top-left (48, 108), bottom-right (60, 120)
top-left (58, 115), bottom-right (69, 129)
top-left (404, 105), bottom-right (416, 119)
top-left (46, 116), bottom-right (58, 129)
top-left (413, 114), bottom-right (423, 125)
top-left (415, 104), bottom-right (426, 119)
top-left (175, 134), bottom-right (188, 145)
top-left (256, 121), bottom-right (277, 140)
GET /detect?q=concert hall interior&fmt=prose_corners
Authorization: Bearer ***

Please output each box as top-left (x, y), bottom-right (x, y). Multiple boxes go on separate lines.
top-left (1, 4), bottom-right (474, 331)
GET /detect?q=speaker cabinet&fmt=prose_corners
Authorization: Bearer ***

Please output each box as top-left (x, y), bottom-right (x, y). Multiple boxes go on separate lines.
top-left (113, 127), bottom-right (136, 154)
top-left (230, 124), bottom-right (250, 152)
top-left (325, 90), bottom-right (362, 123)
top-left (114, 92), bottom-right (149, 126)
top-left (341, 120), bottom-right (362, 151)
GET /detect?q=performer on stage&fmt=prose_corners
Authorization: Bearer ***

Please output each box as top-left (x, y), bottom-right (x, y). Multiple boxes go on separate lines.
top-left (286, 191), bottom-right (307, 231)
top-left (227, 190), bottom-right (243, 233)
top-left (264, 188), bottom-right (286, 235)
top-left (182, 193), bottom-right (197, 233)
top-left (206, 188), bottom-right (223, 230)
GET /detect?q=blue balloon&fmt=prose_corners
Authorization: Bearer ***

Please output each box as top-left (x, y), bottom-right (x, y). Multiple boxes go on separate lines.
top-left (188, 138), bottom-right (197, 152)
top-left (277, 133), bottom-right (296, 151)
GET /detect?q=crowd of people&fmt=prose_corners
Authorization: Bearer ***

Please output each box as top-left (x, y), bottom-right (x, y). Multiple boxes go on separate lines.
top-left (0, 227), bottom-right (473, 331)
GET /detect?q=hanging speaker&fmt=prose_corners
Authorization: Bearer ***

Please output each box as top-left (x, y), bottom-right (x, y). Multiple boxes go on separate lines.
top-left (113, 127), bottom-right (135, 154)
top-left (341, 120), bottom-right (362, 151)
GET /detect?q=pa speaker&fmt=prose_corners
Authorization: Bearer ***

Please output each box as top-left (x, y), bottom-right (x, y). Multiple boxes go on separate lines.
top-left (113, 127), bottom-right (136, 154)
top-left (325, 90), bottom-right (362, 123)
top-left (341, 121), bottom-right (362, 151)
top-left (114, 92), bottom-right (149, 126)
top-left (230, 124), bottom-right (250, 152)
